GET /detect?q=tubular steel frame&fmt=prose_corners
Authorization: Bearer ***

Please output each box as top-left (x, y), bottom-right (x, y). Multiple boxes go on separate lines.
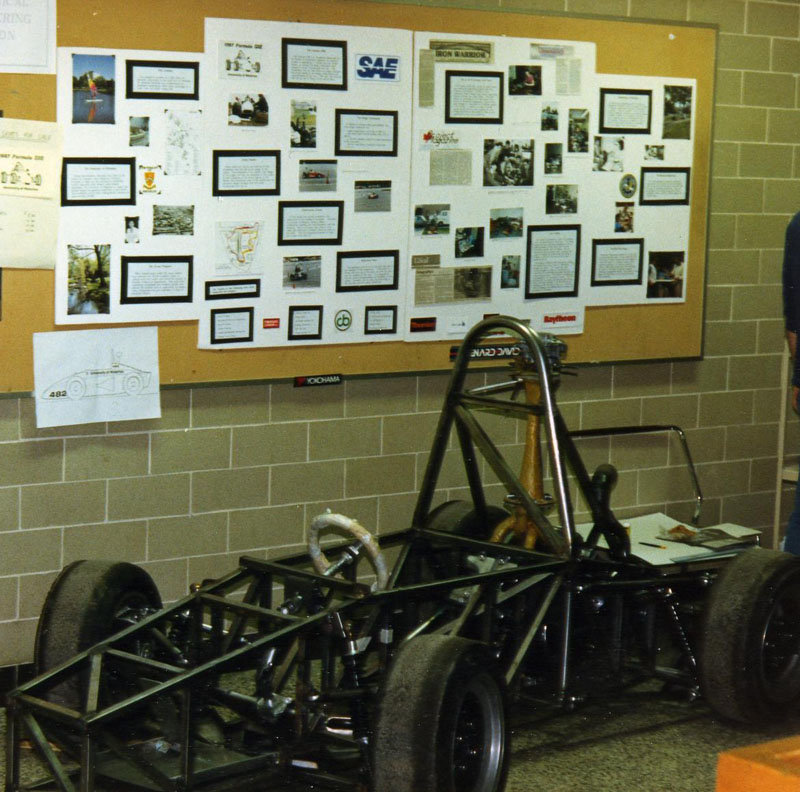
top-left (5, 316), bottom-right (715, 792)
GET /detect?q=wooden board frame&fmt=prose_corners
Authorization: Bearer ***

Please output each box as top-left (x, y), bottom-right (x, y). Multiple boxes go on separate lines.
top-left (0, 0), bottom-right (715, 391)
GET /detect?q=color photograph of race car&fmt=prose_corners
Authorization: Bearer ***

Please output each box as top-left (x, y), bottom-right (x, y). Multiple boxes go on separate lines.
top-left (298, 160), bottom-right (336, 192)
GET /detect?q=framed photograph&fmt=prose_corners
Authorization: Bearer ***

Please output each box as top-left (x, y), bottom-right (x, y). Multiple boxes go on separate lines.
top-left (455, 227), bottom-right (484, 258)
top-left (120, 255), bottom-right (193, 304)
top-left (591, 239), bottom-right (644, 286)
top-left (278, 201), bottom-right (344, 246)
top-left (567, 109), bottom-right (589, 153)
top-left (288, 305), bottom-right (323, 341)
top-left (299, 159), bottom-right (337, 192)
top-left (204, 279), bottom-right (261, 301)
top-left (283, 255), bottom-right (321, 289)
top-left (663, 85), bottom-right (693, 139)
top-left (67, 245), bottom-right (110, 315)
top-left (445, 70), bottom-right (503, 124)
top-left (281, 38), bottom-right (347, 91)
top-left (355, 180), bottom-right (391, 211)
top-left (647, 250), bottom-right (685, 299)
top-left (364, 306), bottom-right (398, 335)
top-left (599, 88), bottom-right (652, 134)
top-left (525, 224), bottom-right (580, 299)
top-left (125, 59), bottom-right (199, 100)
top-left (72, 53), bottom-right (115, 125)
top-left (508, 65), bottom-right (541, 96)
top-left (336, 250), bottom-right (399, 292)
top-left (210, 307), bottom-right (254, 345)
top-left (335, 109), bottom-right (398, 157)
top-left (483, 139), bottom-right (533, 187)
top-left (153, 205), bottom-right (194, 236)
top-left (290, 100), bottom-right (316, 148)
top-left (61, 157), bottom-right (135, 206)
top-left (639, 167), bottom-right (690, 205)
top-left (593, 136), bottom-right (624, 172)
top-left (212, 149), bottom-right (280, 197)
top-left (490, 208), bottom-right (523, 239)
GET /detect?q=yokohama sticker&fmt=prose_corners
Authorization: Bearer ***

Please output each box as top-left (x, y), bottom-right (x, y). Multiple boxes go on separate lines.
top-left (294, 374), bottom-right (343, 388)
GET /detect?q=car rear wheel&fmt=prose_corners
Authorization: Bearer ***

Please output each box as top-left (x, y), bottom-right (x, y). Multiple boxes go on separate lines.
top-left (373, 635), bottom-right (509, 792)
top-left (700, 548), bottom-right (800, 722)
top-left (422, 501), bottom-right (509, 579)
top-left (425, 500), bottom-right (507, 541)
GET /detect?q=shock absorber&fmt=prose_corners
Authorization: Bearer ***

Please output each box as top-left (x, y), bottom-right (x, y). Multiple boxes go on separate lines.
top-left (331, 612), bottom-right (369, 743)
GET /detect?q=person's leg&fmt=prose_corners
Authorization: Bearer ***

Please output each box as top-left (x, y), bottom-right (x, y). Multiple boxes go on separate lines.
top-left (784, 473), bottom-right (800, 554)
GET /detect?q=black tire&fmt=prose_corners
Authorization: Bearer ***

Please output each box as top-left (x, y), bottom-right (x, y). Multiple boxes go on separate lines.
top-left (425, 500), bottom-right (507, 540)
top-left (700, 548), bottom-right (800, 723)
top-left (422, 501), bottom-right (507, 580)
top-left (35, 560), bottom-right (162, 709)
top-left (373, 635), bottom-right (509, 792)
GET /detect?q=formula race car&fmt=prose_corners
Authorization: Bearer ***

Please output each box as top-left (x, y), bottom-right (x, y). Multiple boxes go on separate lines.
top-left (7, 316), bottom-right (800, 792)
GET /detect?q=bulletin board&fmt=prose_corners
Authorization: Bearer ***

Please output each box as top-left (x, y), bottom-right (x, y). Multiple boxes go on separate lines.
top-left (0, 0), bottom-right (716, 392)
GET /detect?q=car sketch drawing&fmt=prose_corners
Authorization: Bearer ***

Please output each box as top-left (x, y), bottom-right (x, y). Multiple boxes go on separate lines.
top-left (41, 352), bottom-right (153, 401)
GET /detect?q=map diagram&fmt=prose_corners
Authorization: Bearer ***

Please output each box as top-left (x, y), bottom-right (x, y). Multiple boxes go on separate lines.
top-left (165, 109), bottom-right (202, 176)
top-left (215, 221), bottom-right (262, 273)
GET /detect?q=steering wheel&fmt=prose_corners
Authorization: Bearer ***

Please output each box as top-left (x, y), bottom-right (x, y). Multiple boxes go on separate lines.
top-left (308, 511), bottom-right (389, 590)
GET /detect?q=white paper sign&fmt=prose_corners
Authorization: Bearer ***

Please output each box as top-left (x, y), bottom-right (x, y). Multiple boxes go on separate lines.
top-left (33, 327), bottom-right (161, 428)
top-left (0, 0), bottom-right (55, 74)
top-left (0, 117), bottom-right (61, 268)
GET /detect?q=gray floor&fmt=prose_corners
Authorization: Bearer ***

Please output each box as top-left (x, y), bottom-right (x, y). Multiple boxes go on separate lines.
top-left (4, 690), bottom-right (799, 792)
top-left (505, 691), bottom-right (800, 792)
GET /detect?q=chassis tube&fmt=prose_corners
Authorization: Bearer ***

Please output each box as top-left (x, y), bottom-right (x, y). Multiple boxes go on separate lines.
top-left (413, 316), bottom-right (572, 555)
top-left (558, 586), bottom-right (573, 703)
top-left (5, 701), bottom-right (19, 792)
top-left (570, 424), bottom-right (703, 524)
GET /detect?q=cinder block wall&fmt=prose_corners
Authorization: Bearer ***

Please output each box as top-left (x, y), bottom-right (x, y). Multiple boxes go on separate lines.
top-left (0, 0), bottom-right (796, 667)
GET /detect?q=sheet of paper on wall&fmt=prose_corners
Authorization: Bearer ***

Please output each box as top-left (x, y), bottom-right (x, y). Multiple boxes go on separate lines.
top-left (33, 326), bottom-right (161, 428)
top-left (0, 0), bottom-right (56, 74)
top-left (0, 117), bottom-right (61, 268)
top-left (404, 32), bottom-right (597, 342)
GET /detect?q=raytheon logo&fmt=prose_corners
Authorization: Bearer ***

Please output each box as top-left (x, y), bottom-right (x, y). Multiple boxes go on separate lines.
top-left (544, 314), bottom-right (577, 324)
top-left (294, 374), bottom-right (342, 388)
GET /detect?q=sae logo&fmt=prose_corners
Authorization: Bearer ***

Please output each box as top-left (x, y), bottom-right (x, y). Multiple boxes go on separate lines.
top-left (356, 54), bottom-right (400, 82)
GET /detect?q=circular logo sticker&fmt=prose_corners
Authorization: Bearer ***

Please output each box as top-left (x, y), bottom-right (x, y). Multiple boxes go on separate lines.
top-left (619, 173), bottom-right (637, 199)
top-left (334, 310), bottom-right (352, 331)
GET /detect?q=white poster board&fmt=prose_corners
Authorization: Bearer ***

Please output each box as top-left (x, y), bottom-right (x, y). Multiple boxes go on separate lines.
top-left (196, 18), bottom-right (412, 349)
top-left (54, 47), bottom-right (202, 323)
